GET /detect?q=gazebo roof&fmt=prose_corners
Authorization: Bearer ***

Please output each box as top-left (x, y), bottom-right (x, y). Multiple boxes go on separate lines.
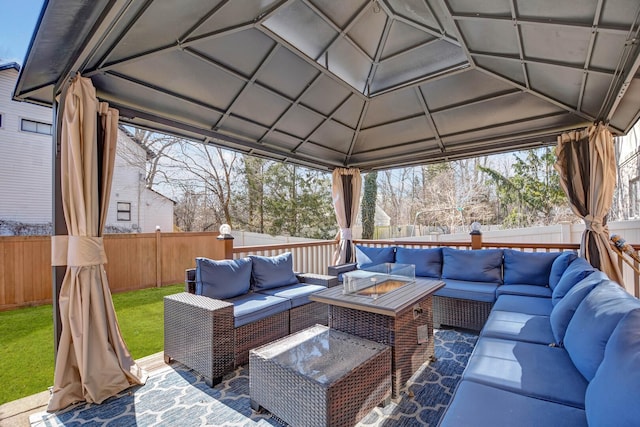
top-left (14, 0), bottom-right (640, 171)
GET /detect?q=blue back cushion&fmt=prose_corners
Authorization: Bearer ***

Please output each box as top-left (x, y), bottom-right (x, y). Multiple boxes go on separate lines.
top-left (549, 271), bottom-right (607, 345)
top-left (441, 248), bottom-right (503, 284)
top-left (395, 247), bottom-right (442, 278)
top-left (585, 309), bottom-right (640, 426)
top-left (196, 257), bottom-right (252, 299)
top-left (549, 252), bottom-right (578, 289)
top-left (355, 245), bottom-right (395, 269)
top-left (249, 252), bottom-right (299, 291)
top-left (503, 249), bottom-right (561, 286)
top-left (564, 280), bottom-right (640, 381)
top-left (551, 257), bottom-right (597, 305)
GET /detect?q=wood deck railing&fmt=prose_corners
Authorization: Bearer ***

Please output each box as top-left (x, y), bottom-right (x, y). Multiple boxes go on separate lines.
top-left (1, 232), bottom-right (638, 310)
top-left (233, 240), bottom-right (336, 275)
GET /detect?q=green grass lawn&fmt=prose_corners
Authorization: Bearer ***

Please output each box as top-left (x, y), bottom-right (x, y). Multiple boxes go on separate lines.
top-left (0, 284), bottom-right (184, 405)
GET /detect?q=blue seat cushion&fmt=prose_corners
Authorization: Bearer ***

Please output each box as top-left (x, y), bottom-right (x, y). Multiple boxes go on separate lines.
top-left (492, 294), bottom-right (553, 316)
top-left (549, 271), bottom-right (607, 346)
top-left (257, 283), bottom-right (326, 308)
top-left (435, 279), bottom-right (499, 303)
top-left (439, 380), bottom-right (587, 427)
top-left (564, 279), bottom-right (640, 381)
top-left (480, 310), bottom-right (554, 345)
top-left (585, 309), bottom-right (640, 427)
top-left (227, 293), bottom-right (291, 328)
top-left (464, 337), bottom-right (588, 408)
top-left (496, 284), bottom-right (552, 298)
top-left (249, 252), bottom-right (299, 291)
top-left (503, 249), bottom-right (560, 287)
top-left (195, 257), bottom-right (252, 299)
top-left (551, 257), bottom-right (597, 305)
top-left (355, 245), bottom-right (395, 269)
top-left (549, 251), bottom-right (578, 289)
top-left (394, 247), bottom-right (442, 278)
top-left (441, 248), bottom-right (503, 284)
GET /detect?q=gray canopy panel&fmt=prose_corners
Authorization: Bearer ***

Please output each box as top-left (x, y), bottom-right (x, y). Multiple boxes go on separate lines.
top-left (14, 0), bottom-right (640, 170)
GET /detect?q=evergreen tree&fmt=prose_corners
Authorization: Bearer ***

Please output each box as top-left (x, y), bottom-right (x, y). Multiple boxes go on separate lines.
top-left (479, 148), bottom-right (567, 227)
top-left (361, 171), bottom-right (378, 239)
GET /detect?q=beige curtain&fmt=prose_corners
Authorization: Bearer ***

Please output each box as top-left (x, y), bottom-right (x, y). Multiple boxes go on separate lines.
top-left (555, 124), bottom-right (624, 285)
top-left (332, 168), bottom-right (362, 265)
top-left (48, 76), bottom-right (147, 412)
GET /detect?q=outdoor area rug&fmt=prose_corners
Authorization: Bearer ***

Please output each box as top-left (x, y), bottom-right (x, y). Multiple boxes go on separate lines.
top-left (30, 328), bottom-right (478, 427)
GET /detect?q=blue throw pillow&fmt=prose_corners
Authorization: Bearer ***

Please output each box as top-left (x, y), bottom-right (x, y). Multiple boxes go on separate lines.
top-left (503, 249), bottom-right (561, 286)
top-left (585, 309), bottom-right (640, 426)
top-left (549, 271), bottom-right (607, 345)
top-left (395, 247), bottom-right (442, 278)
top-left (549, 251), bottom-right (578, 289)
top-left (355, 245), bottom-right (395, 269)
top-left (196, 257), bottom-right (252, 299)
top-left (564, 280), bottom-right (640, 381)
top-left (249, 252), bottom-right (299, 291)
top-left (551, 257), bottom-right (596, 305)
top-left (441, 248), bottom-right (503, 284)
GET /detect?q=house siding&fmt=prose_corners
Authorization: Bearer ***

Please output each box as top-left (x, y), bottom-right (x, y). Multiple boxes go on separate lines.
top-left (0, 66), bottom-right (53, 223)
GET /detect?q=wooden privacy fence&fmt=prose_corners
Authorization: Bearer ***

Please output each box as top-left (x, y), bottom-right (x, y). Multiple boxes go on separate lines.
top-left (3, 231), bottom-right (638, 310)
top-left (0, 231), bottom-right (227, 311)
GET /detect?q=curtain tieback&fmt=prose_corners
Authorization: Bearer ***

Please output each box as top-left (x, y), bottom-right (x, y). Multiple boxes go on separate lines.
top-left (584, 215), bottom-right (604, 234)
top-left (340, 228), bottom-right (352, 241)
top-left (52, 236), bottom-right (108, 267)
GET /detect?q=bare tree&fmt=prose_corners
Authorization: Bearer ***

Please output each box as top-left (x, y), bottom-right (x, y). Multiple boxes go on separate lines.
top-left (164, 142), bottom-right (239, 229)
top-left (120, 127), bottom-right (179, 190)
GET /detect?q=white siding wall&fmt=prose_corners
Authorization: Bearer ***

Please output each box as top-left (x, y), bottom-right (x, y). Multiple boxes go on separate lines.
top-left (104, 131), bottom-right (175, 233)
top-left (141, 189), bottom-right (174, 232)
top-left (105, 131), bottom-right (145, 231)
top-left (0, 67), bottom-right (53, 223)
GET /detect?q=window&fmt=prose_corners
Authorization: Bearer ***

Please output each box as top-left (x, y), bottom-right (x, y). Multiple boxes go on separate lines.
top-left (21, 118), bottom-right (52, 135)
top-left (117, 202), bottom-right (131, 221)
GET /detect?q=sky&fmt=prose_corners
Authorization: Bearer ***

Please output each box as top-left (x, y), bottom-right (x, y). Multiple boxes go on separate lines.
top-left (0, 1), bottom-right (45, 65)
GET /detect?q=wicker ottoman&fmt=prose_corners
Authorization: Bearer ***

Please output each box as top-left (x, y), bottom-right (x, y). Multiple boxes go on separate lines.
top-left (250, 325), bottom-right (391, 427)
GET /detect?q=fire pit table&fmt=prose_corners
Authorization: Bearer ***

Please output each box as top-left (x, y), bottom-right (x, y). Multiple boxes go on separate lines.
top-left (310, 263), bottom-right (444, 398)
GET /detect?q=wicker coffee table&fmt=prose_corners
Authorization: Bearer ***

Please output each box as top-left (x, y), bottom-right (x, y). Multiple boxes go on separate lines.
top-left (249, 325), bottom-right (391, 427)
top-left (310, 276), bottom-right (444, 398)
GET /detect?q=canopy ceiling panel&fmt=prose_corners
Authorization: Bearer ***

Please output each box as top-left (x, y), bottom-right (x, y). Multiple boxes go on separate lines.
top-left (14, 0), bottom-right (640, 171)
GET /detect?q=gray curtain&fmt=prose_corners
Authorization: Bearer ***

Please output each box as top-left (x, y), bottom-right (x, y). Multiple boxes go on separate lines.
top-left (331, 168), bottom-right (362, 265)
top-left (555, 124), bottom-right (624, 285)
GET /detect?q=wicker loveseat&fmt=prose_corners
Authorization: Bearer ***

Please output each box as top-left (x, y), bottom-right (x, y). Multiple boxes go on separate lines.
top-left (164, 252), bottom-right (337, 386)
top-left (329, 245), bottom-right (580, 330)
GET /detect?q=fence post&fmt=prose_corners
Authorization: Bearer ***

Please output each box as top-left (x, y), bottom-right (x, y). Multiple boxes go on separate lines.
top-left (470, 222), bottom-right (482, 249)
top-left (155, 226), bottom-right (162, 287)
top-left (218, 224), bottom-right (234, 259)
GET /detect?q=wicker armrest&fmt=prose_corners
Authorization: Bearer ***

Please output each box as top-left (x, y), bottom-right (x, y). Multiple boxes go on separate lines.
top-left (164, 292), bottom-right (234, 386)
top-left (185, 268), bottom-right (196, 293)
top-left (296, 273), bottom-right (339, 288)
top-left (327, 262), bottom-right (357, 278)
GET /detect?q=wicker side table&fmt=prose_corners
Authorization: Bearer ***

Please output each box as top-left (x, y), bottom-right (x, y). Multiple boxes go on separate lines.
top-left (250, 325), bottom-right (391, 427)
top-left (164, 292), bottom-right (234, 386)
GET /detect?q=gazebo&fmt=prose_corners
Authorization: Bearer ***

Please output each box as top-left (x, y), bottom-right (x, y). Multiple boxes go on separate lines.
top-left (12, 0), bottom-right (640, 413)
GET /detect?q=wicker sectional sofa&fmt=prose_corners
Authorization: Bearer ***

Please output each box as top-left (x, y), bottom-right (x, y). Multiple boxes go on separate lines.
top-left (329, 245), bottom-right (576, 330)
top-left (439, 257), bottom-right (640, 426)
top-left (164, 252), bottom-right (337, 386)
